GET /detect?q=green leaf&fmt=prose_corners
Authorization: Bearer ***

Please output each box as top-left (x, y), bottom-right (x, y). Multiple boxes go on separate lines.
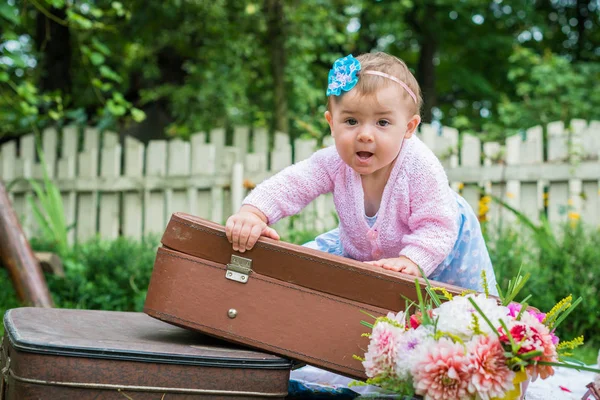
top-left (111, 1), bottom-right (125, 16)
top-left (0, 72), bottom-right (9, 82)
top-left (66, 10), bottom-right (94, 29)
top-left (27, 194), bottom-right (52, 238)
top-left (28, 144), bottom-right (70, 256)
top-left (99, 65), bottom-right (123, 83)
top-left (552, 297), bottom-right (583, 330)
top-left (130, 108), bottom-right (146, 122)
top-left (90, 7), bottom-right (104, 18)
top-left (359, 310), bottom-right (379, 321)
top-left (2, 31), bottom-right (18, 41)
top-left (90, 52), bottom-right (106, 66)
top-left (537, 361), bottom-right (600, 374)
top-left (48, 110), bottom-right (61, 120)
top-left (414, 279), bottom-right (433, 325)
top-left (514, 350), bottom-right (543, 361)
top-left (0, 2), bottom-right (20, 24)
top-left (7, 53), bottom-right (27, 69)
top-left (468, 297), bottom-right (501, 337)
top-left (28, 180), bottom-right (49, 211)
top-left (20, 101), bottom-right (39, 116)
top-left (360, 320), bottom-right (374, 329)
top-left (106, 100), bottom-right (126, 116)
top-left (559, 356), bottom-right (585, 366)
top-left (49, 0), bottom-right (66, 8)
top-left (419, 267), bottom-right (442, 307)
top-left (91, 38), bottom-right (111, 56)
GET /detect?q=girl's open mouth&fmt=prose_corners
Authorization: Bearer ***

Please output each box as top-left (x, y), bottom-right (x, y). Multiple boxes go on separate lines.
top-left (356, 151), bottom-right (373, 160)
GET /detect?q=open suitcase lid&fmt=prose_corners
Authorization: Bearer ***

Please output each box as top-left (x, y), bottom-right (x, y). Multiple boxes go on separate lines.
top-left (3, 307), bottom-right (292, 369)
top-left (161, 212), bottom-right (467, 312)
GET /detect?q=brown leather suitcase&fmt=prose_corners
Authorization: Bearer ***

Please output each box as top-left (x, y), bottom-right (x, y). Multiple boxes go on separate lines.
top-left (144, 212), bottom-right (466, 380)
top-left (1, 307), bottom-right (292, 400)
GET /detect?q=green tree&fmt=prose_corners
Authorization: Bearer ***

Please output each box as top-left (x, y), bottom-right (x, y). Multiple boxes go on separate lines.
top-left (1, 0), bottom-right (598, 144)
top-left (0, 0), bottom-right (144, 138)
top-left (487, 46), bottom-right (600, 144)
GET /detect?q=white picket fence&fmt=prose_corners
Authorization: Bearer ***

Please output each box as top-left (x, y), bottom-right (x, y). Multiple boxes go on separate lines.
top-left (1, 120), bottom-right (599, 244)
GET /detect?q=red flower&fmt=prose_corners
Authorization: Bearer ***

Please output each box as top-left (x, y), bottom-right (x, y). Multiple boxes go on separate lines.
top-left (499, 323), bottom-right (543, 359)
top-left (410, 310), bottom-right (434, 330)
top-left (410, 313), bottom-right (422, 329)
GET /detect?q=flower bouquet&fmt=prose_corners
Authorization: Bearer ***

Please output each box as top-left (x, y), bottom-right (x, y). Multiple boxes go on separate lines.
top-left (353, 271), bottom-right (600, 400)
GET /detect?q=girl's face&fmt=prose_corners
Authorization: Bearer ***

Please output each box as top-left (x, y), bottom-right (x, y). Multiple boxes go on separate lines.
top-left (325, 85), bottom-right (420, 181)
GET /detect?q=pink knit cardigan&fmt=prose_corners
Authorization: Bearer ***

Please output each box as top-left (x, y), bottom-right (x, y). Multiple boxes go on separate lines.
top-left (243, 135), bottom-right (459, 275)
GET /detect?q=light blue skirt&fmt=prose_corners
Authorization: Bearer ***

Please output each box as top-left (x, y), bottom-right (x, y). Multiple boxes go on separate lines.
top-left (304, 193), bottom-right (498, 295)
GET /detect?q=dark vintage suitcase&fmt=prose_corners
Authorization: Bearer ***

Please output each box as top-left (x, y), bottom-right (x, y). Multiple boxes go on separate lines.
top-left (144, 213), bottom-right (466, 380)
top-left (1, 307), bottom-right (292, 400)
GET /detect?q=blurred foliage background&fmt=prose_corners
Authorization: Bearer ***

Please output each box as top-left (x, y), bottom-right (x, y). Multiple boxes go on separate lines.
top-left (1, 0), bottom-right (600, 145)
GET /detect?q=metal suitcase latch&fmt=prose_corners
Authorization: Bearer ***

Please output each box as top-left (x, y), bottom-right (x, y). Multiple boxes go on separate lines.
top-left (226, 255), bottom-right (252, 283)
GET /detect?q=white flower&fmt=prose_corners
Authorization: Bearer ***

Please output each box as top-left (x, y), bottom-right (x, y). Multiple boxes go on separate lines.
top-left (363, 318), bottom-right (405, 378)
top-left (395, 325), bottom-right (434, 379)
top-left (435, 294), bottom-right (509, 340)
top-left (386, 311), bottom-right (407, 328)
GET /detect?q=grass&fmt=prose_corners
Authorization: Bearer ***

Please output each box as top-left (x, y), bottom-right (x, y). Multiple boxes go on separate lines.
top-left (0, 267), bottom-right (23, 337)
top-left (572, 344), bottom-right (599, 366)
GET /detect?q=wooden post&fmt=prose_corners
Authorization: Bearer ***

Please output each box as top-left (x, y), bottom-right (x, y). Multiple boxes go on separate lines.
top-left (0, 180), bottom-right (54, 307)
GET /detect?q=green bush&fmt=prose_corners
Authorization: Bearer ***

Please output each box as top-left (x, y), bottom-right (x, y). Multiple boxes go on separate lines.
top-left (0, 236), bottom-right (159, 336)
top-left (0, 268), bottom-right (24, 337)
top-left (486, 221), bottom-right (600, 350)
top-left (280, 222), bottom-right (322, 246)
top-left (46, 236), bottom-right (159, 311)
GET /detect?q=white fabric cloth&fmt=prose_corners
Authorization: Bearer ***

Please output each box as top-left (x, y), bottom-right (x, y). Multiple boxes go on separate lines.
top-left (526, 365), bottom-right (598, 399)
top-left (290, 364), bottom-right (599, 398)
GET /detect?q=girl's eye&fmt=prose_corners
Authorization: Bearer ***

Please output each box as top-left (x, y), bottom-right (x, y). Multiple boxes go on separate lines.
top-left (345, 118), bottom-right (358, 126)
top-left (378, 120), bottom-right (390, 127)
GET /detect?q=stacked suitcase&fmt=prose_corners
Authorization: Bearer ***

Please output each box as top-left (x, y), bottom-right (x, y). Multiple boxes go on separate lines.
top-left (1, 307), bottom-right (292, 399)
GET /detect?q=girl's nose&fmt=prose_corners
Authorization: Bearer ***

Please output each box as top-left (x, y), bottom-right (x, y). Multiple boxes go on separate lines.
top-left (357, 127), bottom-right (374, 142)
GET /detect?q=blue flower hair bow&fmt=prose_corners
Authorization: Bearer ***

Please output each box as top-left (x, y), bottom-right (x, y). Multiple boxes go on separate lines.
top-left (326, 55), bottom-right (361, 96)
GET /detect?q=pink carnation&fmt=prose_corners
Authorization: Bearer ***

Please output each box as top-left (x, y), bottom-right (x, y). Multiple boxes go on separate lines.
top-left (507, 302), bottom-right (521, 318)
top-left (467, 335), bottom-right (515, 399)
top-left (412, 338), bottom-right (472, 400)
top-left (526, 321), bottom-right (558, 380)
top-left (507, 302), bottom-right (546, 323)
top-left (362, 320), bottom-right (403, 378)
top-left (500, 314), bottom-right (558, 381)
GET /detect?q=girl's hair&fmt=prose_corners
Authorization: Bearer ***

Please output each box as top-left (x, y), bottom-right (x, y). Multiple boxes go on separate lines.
top-left (328, 52), bottom-right (422, 116)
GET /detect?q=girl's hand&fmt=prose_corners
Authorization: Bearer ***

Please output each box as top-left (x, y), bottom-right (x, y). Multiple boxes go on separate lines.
top-left (225, 206), bottom-right (280, 253)
top-left (367, 256), bottom-right (421, 276)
